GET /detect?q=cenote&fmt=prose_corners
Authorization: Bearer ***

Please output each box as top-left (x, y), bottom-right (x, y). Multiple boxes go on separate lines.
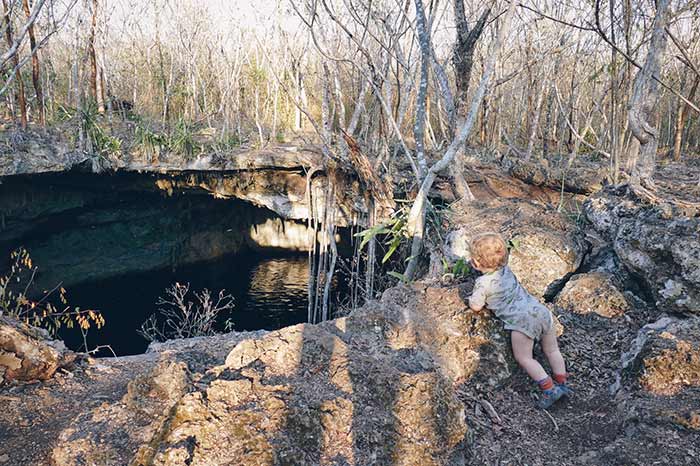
top-left (0, 170), bottom-right (351, 355)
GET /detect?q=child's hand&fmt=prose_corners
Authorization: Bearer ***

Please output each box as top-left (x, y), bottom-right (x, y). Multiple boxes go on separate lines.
top-left (469, 301), bottom-right (484, 312)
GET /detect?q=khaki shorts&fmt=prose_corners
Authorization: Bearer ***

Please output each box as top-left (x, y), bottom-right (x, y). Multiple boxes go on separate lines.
top-left (503, 304), bottom-right (554, 340)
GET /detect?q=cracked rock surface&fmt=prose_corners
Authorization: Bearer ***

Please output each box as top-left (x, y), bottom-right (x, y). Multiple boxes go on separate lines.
top-left (585, 187), bottom-right (700, 315)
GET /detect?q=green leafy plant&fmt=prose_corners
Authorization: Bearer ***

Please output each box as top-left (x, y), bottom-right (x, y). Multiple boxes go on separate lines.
top-left (0, 248), bottom-right (105, 349)
top-left (355, 204), bottom-right (410, 265)
top-left (453, 258), bottom-right (471, 277)
top-left (441, 257), bottom-right (471, 281)
top-left (60, 102), bottom-right (122, 159)
top-left (134, 120), bottom-right (167, 161)
top-left (169, 118), bottom-right (201, 159)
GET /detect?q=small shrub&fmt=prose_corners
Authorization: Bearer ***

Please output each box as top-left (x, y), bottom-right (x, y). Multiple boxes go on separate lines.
top-left (134, 120), bottom-right (167, 162)
top-left (442, 257), bottom-right (471, 278)
top-left (139, 282), bottom-right (234, 342)
top-left (356, 203), bottom-right (411, 265)
top-left (169, 119), bottom-right (201, 159)
top-left (0, 248), bottom-right (105, 350)
top-left (59, 102), bottom-right (122, 159)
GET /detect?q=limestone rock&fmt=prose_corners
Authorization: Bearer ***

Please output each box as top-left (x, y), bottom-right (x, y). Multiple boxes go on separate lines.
top-left (505, 157), bottom-right (607, 195)
top-left (636, 318), bottom-right (700, 397)
top-left (554, 271), bottom-right (629, 318)
top-left (585, 188), bottom-right (700, 315)
top-left (445, 197), bottom-right (587, 299)
top-left (0, 129), bottom-right (89, 177)
top-left (47, 283), bottom-right (522, 465)
top-left (0, 315), bottom-right (76, 384)
top-left (1, 131), bottom-right (372, 228)
top-left (612, 316), bottom-right (700, 436)
top-left (148, 286), bottom-right (476, 466)
top-left (51, 359), bottom-right (191, 466)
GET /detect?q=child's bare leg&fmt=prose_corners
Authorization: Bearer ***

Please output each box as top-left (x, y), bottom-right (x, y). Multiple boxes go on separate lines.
top-left (511, 331), bottom-right (548, 381)
top-left (513, 330), bottom-right (566, 408)
top-left (541, 327), bottom-right (566, 377)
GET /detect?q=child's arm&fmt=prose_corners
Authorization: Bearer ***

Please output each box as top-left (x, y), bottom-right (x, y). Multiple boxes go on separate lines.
top-left (469, 279), bottom-right (487, 311)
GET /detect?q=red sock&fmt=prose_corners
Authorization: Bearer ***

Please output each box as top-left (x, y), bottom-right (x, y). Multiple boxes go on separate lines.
top-left (538, 377), bottom-right (554, 391)
top-left (553, 373), bottom-right (568, 384)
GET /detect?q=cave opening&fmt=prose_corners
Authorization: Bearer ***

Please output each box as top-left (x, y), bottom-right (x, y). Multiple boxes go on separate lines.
top-left (0, 171), bottom-right (351, 355)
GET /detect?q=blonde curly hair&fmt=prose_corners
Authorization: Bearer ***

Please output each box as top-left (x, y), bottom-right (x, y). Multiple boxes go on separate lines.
top-left (469, 232), bottom-right (509, 272)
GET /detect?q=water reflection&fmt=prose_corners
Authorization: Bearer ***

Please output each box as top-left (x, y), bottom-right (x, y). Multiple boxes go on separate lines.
top-left (242, 257), bottom-right (310, 330)
top-left (63, 253), bottom-right (313, 356)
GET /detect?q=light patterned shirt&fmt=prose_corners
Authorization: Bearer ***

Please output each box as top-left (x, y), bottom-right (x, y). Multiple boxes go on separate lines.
top-left (469, 266), bottom-right (553, 340)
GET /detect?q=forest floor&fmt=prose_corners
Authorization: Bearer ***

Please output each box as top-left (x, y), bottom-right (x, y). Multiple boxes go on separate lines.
top-left (452, 157), bottom-right (700, 466)
top-left (458, 304), bottom-right (700, 466)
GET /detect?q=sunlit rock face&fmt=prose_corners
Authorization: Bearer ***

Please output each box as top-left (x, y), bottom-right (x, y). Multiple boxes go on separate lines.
top-left (0, 172), bottom-right (341, 290)
top-left (554, 271), bottom-right (629, 318)
top-left (0, 135), bottom-right (371, 227)
top-left (0, 129), bottom-right (90, 177)
top-left (0, 315), bottom-right (76, 385)
top-left (504, 157), bottom-right (607, 195)
top-left (249, 218), bottom-right (341, 250)
top-left (444, 197), bottom-right (587, 300)
top-left (40, 282), bottom-right (519, 465)
top-left (608, 315), bottom-right (700, 448)
top-left (153, 168), bottom-right (367, 228)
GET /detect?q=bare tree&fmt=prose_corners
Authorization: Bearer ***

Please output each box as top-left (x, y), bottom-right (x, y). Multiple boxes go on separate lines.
top-left (452, 2), bottom-right (490, 199)
top-left (87, 0), bottom-right (103, 112)
top-left (672, 74), bottom-right (699, 161)
top-left (21, 0), bottom-right (44, 124)
top-left (3, 0), bottom-right (28, 128)
top-left (453, 1), bottom-right (491, 124)
top-left (627, 0), bottom-right (670, 188)
top-left (404, 0), bottom-right (517, 279)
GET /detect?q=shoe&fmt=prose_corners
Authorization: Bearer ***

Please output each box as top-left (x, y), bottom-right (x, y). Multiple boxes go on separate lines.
top-left (557, 383), bottom-right (574, 397)
top-left (537, 385), bottom-right (565, 409)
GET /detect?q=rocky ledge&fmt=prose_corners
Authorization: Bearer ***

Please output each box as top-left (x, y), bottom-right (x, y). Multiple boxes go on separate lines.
top-left (584, 186), bottom-right (700, 315)
top-left (2, 183), bottom-right (700, 465)
top-left (0, 130), bottom-right (370, 227)
top-left (0, 282), bottom-right (517, 466)
top-left (0, 316), bottom-right (76, 385)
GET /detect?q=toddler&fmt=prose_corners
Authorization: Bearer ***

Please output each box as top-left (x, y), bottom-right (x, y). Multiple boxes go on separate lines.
top-left (468, 232), bottom-right (571, 409)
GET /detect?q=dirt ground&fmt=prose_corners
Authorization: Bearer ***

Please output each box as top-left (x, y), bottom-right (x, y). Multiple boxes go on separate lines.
top-left (0, 355), bottom-right (157, 465)
top-left (457, 303), bottom-right (700, 466)
top-left (453, 159), bottom-right (700, 465)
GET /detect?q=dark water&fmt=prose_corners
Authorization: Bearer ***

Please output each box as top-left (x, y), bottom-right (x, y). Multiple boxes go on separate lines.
top-left (1, 171), bottom-right (352, 357)
top-left (61, 252), bottom-right (311, 356)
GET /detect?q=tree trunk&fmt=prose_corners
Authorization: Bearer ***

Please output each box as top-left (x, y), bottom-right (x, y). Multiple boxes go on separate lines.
top-left (452, 2), bottom-right (490, 123)
top-left (21, 0), bottom-right (43, 125)
top-left (673, 75), bottom-right (699, 161)
top-left (451, 2), bottom-right (490, 200)
top-left (542, 88), bottom-right (554, 158)
top-left (628, 0), bottom-right (671, 188)
top-left (404, 0), bottom-right (516, 280)
top-left (88, 0), bottom-right (100, 111)
top-left (3, 0), bottom-right (27, 128)
top-left (608, 0), bottom-right (619, 182)
top-left (525, 73), bottom-right (546, 160)
top-left (413, 0), bottom-right (431, 179)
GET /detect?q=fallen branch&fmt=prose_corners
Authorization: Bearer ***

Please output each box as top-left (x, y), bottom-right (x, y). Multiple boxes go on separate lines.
top-left (480, 398), bottom-right (503, 424)
top-left (542, 408), bottom-right (559, 432)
